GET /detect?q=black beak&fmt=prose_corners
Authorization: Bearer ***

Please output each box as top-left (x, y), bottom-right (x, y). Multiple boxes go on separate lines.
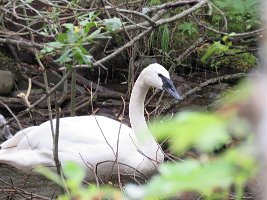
top-left (159, 74), bottom-right (182, 100)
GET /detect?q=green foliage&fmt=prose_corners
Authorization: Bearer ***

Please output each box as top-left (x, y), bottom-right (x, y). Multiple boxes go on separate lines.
top-left (212, 0), bottom-right (260, 32)
top-left (200, 36), bottom-right (257, 71)
top-left (160, 24), bottom-right (170, 53)
top-left (212, 50), bottom-right (257, 72)
top-left (126, 111), bottom-right (257, 200)
top-left (148, 22), bottom-right (198, 56)
top-left (41, 12), bottom-right (122, 67)
top-left (37, 162), bottom-right (120, 200)
top-left (148, 24), bottom-right (171, 54)
top-left (151, 112), bottom-right (230, 153)
top-left (102, 18), bottom-right (123, 32)
top-left (134, 147), bottom-right (256, 199)
top-left (200, 41), bottom-right (229, 64)
top-left (217, 80), bottom-right (252, 109)
top-left (178, 22), bottom-right (198, 36)
top-left (148, 0), bottom-right (161, 6)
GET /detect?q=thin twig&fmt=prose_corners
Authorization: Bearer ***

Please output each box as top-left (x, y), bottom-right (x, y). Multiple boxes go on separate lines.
top-left (0, 38), bottom-right (44, 49)
top-left (70, 69), bottom-right (77, 117)
top-left (0, 100), bottom-right (22, 130)
top-left (113, 8), bottom-right (156, 26)
top-left (89, 81), bottom-right (116, 156)
top-left (57, 68), bottom-right (68, 105)
top-left (17, 78), bottom-right (32, 108)
top-left (53, 102), bottom-right (61, 175)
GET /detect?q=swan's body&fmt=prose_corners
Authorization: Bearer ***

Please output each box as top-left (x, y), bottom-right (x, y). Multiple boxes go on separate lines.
top-left (0, 63), bottom-right (181, 182)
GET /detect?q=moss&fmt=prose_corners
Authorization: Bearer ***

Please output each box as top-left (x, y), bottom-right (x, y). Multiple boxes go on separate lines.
top-left (0, 52), bottom-right (18, 72)
top-left (210, 51), bottom-right (257, 72)
top-left (198, 44), bottom-right (257, 73)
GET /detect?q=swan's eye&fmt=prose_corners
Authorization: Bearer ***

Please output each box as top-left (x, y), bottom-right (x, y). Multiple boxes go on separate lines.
top-left (159, 75), bottom-right (182, 100)
top-left (158, 74), bottom-right (171, 88)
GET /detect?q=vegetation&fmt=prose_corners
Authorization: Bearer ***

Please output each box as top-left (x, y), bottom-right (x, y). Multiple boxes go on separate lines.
top-left (41, 13), bottom-right (122, 67)
top-left (212, 0), bottom-right (260, 32)
top-left (200, 36), bottom-right (257, 72)
top-left (38, 162), bottom-right (120, 200)
top-left (0, 0), bottom-right (263, 199)
top-left (132, 109), bottom-right (256, 199)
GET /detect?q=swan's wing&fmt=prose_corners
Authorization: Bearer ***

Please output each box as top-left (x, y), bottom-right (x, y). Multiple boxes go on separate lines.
top-left (0, 116), bottom-right (136, 151)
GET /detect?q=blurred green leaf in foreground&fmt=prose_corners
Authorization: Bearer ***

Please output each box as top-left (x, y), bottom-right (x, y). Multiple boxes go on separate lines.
top-left (125, 83), bottom-right (257, 200)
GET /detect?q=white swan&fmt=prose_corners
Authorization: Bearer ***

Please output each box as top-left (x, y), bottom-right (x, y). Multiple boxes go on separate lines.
top-left (0, 63), bottom-right (181, 182)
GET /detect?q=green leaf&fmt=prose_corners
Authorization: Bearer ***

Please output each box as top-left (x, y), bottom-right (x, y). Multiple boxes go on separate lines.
top-left (201, 42), bottom-right (229, 64)
top-left (46, 41), bottom-right (64, 48)
top-left (82, 22), bottom-right (96, 35)
top-left (35, 166), bottom-right (64, 186)
top-left (161, 24), bottom-right (169, 53)
top-left (78, 12), bottom-right (96, 22)
top-left (41, 47), bottom-right (54, 54)
top-left (57, 33), bottom-right (68, 43)
top-left (66, 31), bottom-right (78, 43)
top-left (88, 12), bottom-right (97, 21)
top-left (148, 0), bottom-right (161, 6)
top-left (151, 112), bottom-right (230, 153)
top-left (87, 29), bottom-right (101, 41)
top-left (71, 47), bottom-right (91, 65)
top-left (178, 22), bottom-right (198, 36)
top-left (129, 147), bottom-right (256, 199)
top-left (63, 162), bottom-right (85, 181)
top-left (102, 17), bottom-right (122, 32)
top-left (63, 23), bottom-right (74, 31)
top-left (63, 162), bottom-right (86, 191)
top-left (142, 159), bottom-right (234, 198)
top-left (55, 49), bottom-right (72, 64)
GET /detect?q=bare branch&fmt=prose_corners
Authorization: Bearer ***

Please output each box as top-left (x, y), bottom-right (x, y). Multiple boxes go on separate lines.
top-left (0, 38), bottom-right (43, 49)
top-left (162, 73), bottom-right (246, 113)
top-left (145, 0), bottom-right (201, 13)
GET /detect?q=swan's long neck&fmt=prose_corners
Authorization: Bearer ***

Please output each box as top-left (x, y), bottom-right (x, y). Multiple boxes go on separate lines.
top-left (129, 75), bottom-right (153, 145)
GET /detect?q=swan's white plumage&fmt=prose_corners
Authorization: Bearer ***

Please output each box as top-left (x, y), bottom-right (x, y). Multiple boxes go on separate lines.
top-left (0, 63), bottom-right (179, 182)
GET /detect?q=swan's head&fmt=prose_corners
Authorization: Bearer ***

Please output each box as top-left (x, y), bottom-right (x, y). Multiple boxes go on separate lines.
top-left (142, 63), bottom-right (182, 100)
top-left (0, 114), bottom-right (13, 141)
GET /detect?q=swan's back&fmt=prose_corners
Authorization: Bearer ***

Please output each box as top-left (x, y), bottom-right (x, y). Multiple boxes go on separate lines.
top-left (14, 116), bottom-right (134, 150)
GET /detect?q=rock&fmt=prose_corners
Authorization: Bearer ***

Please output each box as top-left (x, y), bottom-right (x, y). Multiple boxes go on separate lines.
top-left (0, 70), bottom-right (14, 95)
